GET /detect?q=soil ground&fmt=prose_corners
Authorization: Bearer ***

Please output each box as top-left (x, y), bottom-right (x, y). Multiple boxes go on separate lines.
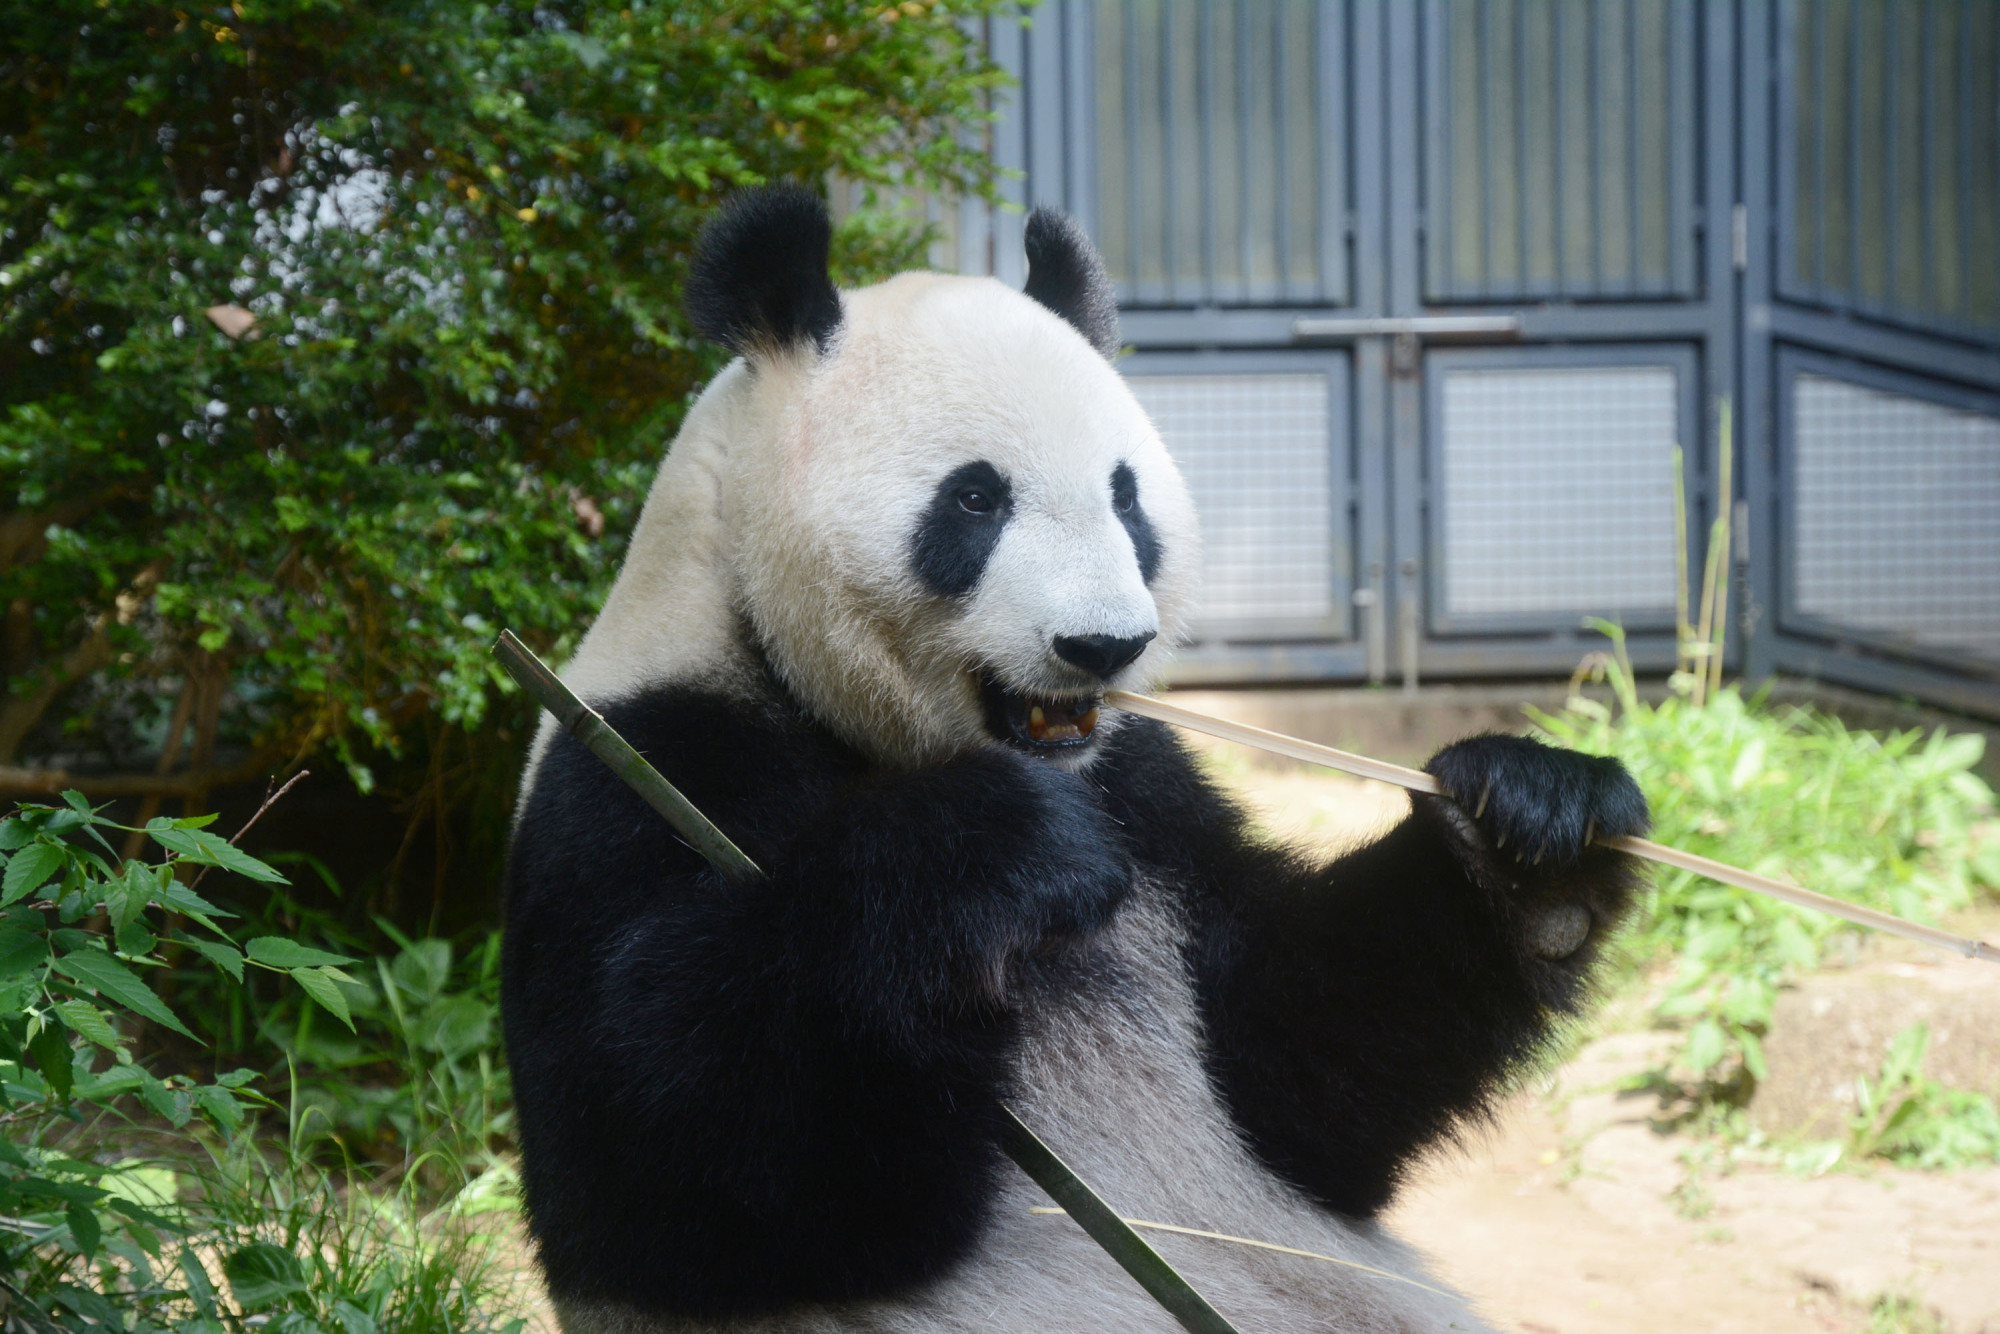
top-left (494, 750), bottom-right (2000, 1334)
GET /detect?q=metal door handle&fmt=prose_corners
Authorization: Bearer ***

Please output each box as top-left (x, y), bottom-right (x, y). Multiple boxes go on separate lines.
top-left (1291, 315), bottom-right (1523, 341)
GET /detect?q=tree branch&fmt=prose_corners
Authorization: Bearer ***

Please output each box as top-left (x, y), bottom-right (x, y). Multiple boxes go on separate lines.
top-left (0, 618), bottom-right (115, 764)
top-left (0, 491), bottom-right (127, 577)
top-left (0, 747), bottom-right (290, 799)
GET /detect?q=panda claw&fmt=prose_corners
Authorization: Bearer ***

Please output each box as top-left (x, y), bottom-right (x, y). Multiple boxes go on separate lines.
top-left (1473, 780), bottom-right (1492, 821)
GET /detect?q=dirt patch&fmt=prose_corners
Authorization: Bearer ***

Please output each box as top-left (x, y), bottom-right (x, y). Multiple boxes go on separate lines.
top-left (1386, 1034), bottom-right (2000, 1334)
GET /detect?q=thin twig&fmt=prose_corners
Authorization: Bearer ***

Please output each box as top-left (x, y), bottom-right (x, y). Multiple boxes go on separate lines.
top-left (187, 769), bottom-right (309, 890)
top-left (1106, 690), bottom-right (2000, 967)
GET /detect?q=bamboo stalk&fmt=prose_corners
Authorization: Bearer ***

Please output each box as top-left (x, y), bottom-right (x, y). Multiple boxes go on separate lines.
top-left (492, 632), bottom-right (1244, 1334)
top-left (1105, 690), bottom-right (2000, 967)
top-left (1671, 444), bottom-right (1693, 679)
top-left (1708, 401), bottom-right (1734, 703)
top-left (494, 631), bottom-right (762, 885)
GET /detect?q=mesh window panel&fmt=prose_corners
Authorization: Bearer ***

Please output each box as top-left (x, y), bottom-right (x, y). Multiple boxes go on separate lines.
top-left (1793, 374), bottom-right (2000, 660)
top-left (1441, 365), bottom-right (1678, 617)
top-left (1125, 373), bottom-right (1336, 625)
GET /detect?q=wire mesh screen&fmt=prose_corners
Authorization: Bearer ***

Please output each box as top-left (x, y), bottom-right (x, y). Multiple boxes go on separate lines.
top-left (1780, 0), bottom-right (2000, 340)
top-left (1792, 373), bottom-right (2000, 661)
top-left (1093, 0), bottom-right (1346, 307)
top-left (1440, 365), bottom-right (1679, 618)
top-left (1424, 0), bottom-right (1698, 301)
top-left (1124, 372), bottom-right (1339, 627)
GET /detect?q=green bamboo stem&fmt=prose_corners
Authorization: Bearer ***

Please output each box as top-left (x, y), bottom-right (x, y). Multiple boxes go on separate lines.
top-left (492, 631), bottom-right (762, 884)
top-left (999, 1108), bottom-right (1242, 1334)
top-left (492, 629), bottom-right (1243, 1333)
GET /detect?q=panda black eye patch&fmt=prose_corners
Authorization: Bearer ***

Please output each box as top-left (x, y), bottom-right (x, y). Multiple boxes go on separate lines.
top-left (1111, 463), bottom-right (1161, 583)
top-left (911, 461), bottom-right (1014, 598)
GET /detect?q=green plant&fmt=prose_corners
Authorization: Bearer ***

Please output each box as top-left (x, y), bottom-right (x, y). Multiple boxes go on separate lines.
top-left (1868, 1290), bottom-right (1945, 1334)
top-left (2, 0), bottom-right (1012, 914)
top-left (0, 793), bottom-right (352, 1322)
top-left (0, 795), bottom-right (528, 1329)
top-left (1845, 1023), bottom-right (2000, 1171)
top-left (1533, 628), bottom-right (2000, 1092)
top-left (290, 929), bottom-right (511, 1184)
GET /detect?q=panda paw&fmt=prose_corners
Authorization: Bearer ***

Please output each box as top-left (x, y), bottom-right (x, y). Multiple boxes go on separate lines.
top-left (1422, 734), bottom-right (1648, 872)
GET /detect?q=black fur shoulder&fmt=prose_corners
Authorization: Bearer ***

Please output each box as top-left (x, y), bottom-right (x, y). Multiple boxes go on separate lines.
top-left (504, 675), bottom-right (1131, 1315)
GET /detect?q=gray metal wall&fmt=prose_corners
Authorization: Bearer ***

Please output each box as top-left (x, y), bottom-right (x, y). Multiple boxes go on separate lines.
top-left (970, 0), bottom-right (2000, 719)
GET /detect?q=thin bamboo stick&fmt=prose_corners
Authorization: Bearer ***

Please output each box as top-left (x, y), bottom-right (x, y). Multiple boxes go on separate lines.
top-left (1708, 400), bottom-right (1734, 703)
top-left (1105, 690), bottom-right (2000, 967)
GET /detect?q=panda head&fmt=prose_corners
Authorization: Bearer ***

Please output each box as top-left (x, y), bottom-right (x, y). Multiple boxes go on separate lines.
top-left (684, 185), bottom-right (1199, 770)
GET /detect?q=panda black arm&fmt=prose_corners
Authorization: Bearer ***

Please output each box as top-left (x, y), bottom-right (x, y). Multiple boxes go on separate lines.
top-left (503, 682), bottom-right (1129, 1317)
top-left (1090, 719), bottom-right (1646, 1219)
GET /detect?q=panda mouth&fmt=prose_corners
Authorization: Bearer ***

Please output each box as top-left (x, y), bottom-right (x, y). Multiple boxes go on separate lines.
top-left (978, 676), bottom-right (1101, 752)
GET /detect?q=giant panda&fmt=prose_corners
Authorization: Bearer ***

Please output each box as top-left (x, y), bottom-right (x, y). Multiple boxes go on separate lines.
top-left (502, 184), bottom-right (1650, 1334)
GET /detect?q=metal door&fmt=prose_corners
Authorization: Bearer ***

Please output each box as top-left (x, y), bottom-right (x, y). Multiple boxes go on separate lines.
top-left (987, 1), bottom-right (1999, 715)
top-left (1739, 0), bottom-right (2000, 715)
top-left (994, 1), bottom-right (1732, 687)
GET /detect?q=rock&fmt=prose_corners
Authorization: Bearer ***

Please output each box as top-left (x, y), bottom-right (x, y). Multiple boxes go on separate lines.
top-left (1752, 961), bottom-right (2000, 1139)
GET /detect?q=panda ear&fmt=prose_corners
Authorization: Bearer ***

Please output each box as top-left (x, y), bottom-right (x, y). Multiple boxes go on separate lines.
top-left (685, 184), bottom-right (843, 357)
top-left (1022, 207), bottom-right (1119, 359)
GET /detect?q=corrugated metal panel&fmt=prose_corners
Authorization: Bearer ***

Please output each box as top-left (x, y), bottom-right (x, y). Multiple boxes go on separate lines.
top-left (1792, 373), bottom-right (2000, 661)
top-left (1440, 365), bottom-right (1680, 616)
top-left (1125, 373), bottom-right (1339, 625)
top-left (1093, 0), bottom-right (1348, 308)
top-left (1780, 0), bottom-right (2000, 342)
top-left (1424, 0), bottom-right (1698, 302)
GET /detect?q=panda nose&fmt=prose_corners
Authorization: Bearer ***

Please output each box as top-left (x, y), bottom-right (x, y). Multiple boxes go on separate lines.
top-left (1052, 631), bottom-right (1157, 679)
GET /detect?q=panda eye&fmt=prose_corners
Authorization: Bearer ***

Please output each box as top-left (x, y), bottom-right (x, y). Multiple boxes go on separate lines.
top-left (1112, 468), bottom-right (1138, 514)
top-left (958, 489), bottom-right (995, 515)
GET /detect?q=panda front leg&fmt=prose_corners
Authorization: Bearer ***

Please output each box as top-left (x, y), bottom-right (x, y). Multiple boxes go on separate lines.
top-left (1198, 733), bottom-right (1648, 1219)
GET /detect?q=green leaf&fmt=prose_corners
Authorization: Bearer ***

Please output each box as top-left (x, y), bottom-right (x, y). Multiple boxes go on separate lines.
top-left (0, 926), bottom-right (49, 979)
top-left (66, 1203), bottom-right (101, 1258)
top-left (1685, 1018), bottom-right (1727, 1075)
top-left (290, 966), bottom-right (355, 1030)
top-left (162, 882), bottom-right (234, 932)
top-left (181, 1250), bottom-right (220, 1318)
top-left (224, 1242), bottom-right (309, 1310)
top-left (184, 939), bottom-right (245, 982)
top-left (28, 1022), bottom-right (74, 1102)
top-left (193, 1083), bottom-right (246, 1135)
top-left (0, 819), bottom-right (31, 852)
top-left (148, 827), bottom-right (287, 884)
top-left (54, 949), bottom-right (195, 1040)
top-left (59, 791), bottom-right (95, 818)
top-left (2, 843), bottom-right (65, 906)
top-left (247, 937), bottom-right (357, 969)
top-left (333, 1299), bottom-right (381, 1334)
top-left (52, 1000), bottom-right (119, 1051)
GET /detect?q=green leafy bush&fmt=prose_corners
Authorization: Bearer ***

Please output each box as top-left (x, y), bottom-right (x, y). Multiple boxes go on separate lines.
top-left (2, 0), bottom-right (1009, 910)
top-left (0, 797), bottom-right (522, 1328)
top-left (1845, 1023), bottom-right (2000, 1171)
top-left (1532, 627), bottom-right (2000, 1091)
